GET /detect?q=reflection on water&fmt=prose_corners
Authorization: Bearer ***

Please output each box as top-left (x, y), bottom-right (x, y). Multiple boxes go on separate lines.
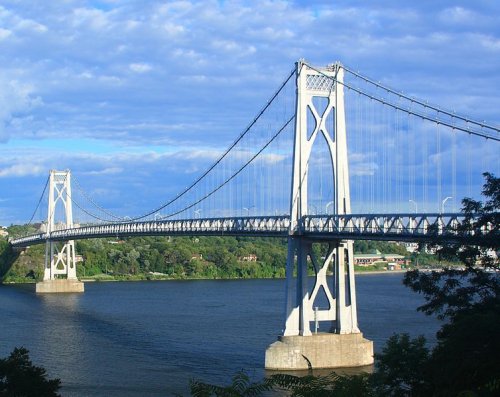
top-left (265, 364), bottom-right (374, 379)
top-left (0, 274), bottom-right (439, 396)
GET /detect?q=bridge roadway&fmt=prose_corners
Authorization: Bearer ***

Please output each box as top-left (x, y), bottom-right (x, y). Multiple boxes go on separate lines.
top-left (10, 213), bottom-right (471, 247)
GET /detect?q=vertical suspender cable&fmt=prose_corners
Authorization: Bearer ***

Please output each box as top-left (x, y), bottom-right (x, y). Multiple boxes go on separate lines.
top-left (436, 111), bottom-right (442, 212)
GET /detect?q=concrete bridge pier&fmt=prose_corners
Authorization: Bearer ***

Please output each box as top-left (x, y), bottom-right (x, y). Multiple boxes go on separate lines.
top-left (264, 238), bottom-right (373, 370)
top-left (36, 239), bottom-right (84, 293)
top-left (36, 279), bottom-right (84, 293)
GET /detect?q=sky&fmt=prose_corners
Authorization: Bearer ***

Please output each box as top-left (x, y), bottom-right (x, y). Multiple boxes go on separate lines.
top-left (0, 0), bottom-right (499, 225)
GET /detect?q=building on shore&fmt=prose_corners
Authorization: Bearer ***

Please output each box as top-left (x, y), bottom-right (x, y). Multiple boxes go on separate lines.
top-left (354, 253), bottom-right (409, 268)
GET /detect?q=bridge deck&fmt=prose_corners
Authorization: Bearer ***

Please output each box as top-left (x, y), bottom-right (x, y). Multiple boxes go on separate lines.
top-left (10, 213), bottom-right (474, 247)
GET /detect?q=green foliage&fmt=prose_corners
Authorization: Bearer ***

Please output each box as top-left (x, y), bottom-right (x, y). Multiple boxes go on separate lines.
top-left (0, 347), bottom-right (61, 397)
top-left (0, 238), bottom-right (15, 279)
top-left (370, 334), bottom-right (429, 396)
top-left (1, 243), bottom-right (41, 282)
top-left (399, 172), bottom-right (500, 396)
top-left (6, 224), bottom-right (38, 239)
top-left (424, 300), bottom-right (500, 396)
top-left (354, 240), bottom-right (408, 256)
top-left (404, 172), bottom-right (499, 321)
top-left (4, 223), bottom-right (414, 283)
top-left (190, 371), bottom-right (373, 397)
top-left (4, 236), bottom-right (290, 282)
top-left (269, 372), bottom-right (373, 397)
top-left (190, 371), bottom-right (274, 397)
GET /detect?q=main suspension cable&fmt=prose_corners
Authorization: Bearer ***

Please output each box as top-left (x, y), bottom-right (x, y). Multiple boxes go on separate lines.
top-left (72, 174), bottom-right (124, 220)
top-left (306, 63), bottom-right (500, 141)
top-left (161, 115), bottom-right (295, 219)
top-left (27, 175), bottom-right (50, 225)
top-left (127, 67), bottom-right (297, 221)
top-left (342, 65), bottom-right (500, 133)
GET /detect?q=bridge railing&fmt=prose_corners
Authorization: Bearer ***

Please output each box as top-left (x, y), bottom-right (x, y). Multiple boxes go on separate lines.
top-left (10, 213), bottom-right (492, 247)
top-left (301, 213), bottom-right (470, 241)
top-left (9, 216), bottom-right (292, 247)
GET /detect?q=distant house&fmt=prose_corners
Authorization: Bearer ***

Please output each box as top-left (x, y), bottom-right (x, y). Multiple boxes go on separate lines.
top-left (354, 253), bottom-right (408, 267)
top-left (387, 262), bottom-right (402, 271)
top-left (240, 254), bottom-right (258, 262)
top-left (0, 228), bottom-right (8, 237)
top-left (403, 242), bottom-right (419, 253)
top-left (354, 254), bottom-right (383, 266)
top-left (190, 253), bottom-right (203, 261)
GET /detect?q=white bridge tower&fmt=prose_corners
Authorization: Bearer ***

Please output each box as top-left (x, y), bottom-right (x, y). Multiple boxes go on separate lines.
top-left (265, 61), bottom-right (373, 369)
top-left (36, 170), bottom-right (84, 293)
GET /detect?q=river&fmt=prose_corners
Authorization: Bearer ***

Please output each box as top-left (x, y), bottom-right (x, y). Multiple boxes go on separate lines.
top-left (0, 274), bottom-right (440, 396)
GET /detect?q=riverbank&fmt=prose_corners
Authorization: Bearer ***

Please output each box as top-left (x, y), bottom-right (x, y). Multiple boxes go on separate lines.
top-left (2, 268), bottom-right (414, 285)
top-left (356, 269), bottom-right (407, 275)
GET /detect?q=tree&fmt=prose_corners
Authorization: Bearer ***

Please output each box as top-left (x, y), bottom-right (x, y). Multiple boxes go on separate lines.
top-left (370, 334), bottom-right (429, 397)
top-left (190, 371), bottom-right (273, 397)
top-left (400, 172), bottom-right (500, 396)
top-left (0, 347), bottom-right (61, 397)
top-left (190, 370), bottom-right (372, 397)
top-left (405, 172), bottom-right (499, 320)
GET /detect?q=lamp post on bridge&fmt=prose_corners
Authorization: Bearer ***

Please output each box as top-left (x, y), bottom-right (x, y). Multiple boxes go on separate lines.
top-left (441, 196), bottom-right (452, 214)
top-left (194, 209), bottom-right (202, 219)
top-left (243, 206), bottom-right (255, 217)
top-left (325, 201), bottom-right (334, 215)
top-left (409, 200), bottom-right (418, 214)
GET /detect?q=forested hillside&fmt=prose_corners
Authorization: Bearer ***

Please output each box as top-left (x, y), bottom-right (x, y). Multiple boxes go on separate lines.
top-left (1, 225), bottom-right (417, 282)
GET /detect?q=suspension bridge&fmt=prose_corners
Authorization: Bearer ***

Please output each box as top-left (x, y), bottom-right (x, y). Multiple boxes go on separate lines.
top-left (8, 60), bottom-right (499, 370)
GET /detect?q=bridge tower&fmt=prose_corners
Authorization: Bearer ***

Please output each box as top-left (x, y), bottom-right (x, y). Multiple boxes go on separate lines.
top-left (265, 61), bottom-right (373, 369)
top-left (36, 170), bottom-right (84, 293)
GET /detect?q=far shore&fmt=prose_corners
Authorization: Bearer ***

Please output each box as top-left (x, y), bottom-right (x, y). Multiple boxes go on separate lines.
top-left (2, 268), bottom-right (416, 285)
top-left (355, 269), bottom-right (407, 275)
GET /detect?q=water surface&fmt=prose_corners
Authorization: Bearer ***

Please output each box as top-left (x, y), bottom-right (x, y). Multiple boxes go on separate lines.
top-left (0, 274), bottom-right (439, 396)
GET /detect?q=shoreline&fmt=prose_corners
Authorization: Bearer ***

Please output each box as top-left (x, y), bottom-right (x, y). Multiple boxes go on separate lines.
top-left (2, 269), bottom-right (411, 285)
top-left (355, 269), bottom-right (407, 275)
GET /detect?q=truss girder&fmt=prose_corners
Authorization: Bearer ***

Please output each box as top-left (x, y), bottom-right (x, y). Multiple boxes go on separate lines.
top-left (11, 213), bottom-right (480, 247)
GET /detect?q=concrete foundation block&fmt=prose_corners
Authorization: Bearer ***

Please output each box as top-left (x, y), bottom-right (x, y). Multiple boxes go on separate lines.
top-left (265, 333), bottom-right (373, 370)
top-left (36, 279), bottom-right (85, 293)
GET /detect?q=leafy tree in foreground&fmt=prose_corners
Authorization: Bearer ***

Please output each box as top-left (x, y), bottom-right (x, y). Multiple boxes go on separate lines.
top-left (370, 334), bottom-right (429, 397)
top-left (400, 172), bottom-right (500, 396)
top-left (0, 347), bottom-right (61, 397)
top-left (190, 371), bottom-right (274, 397)
top-left (190, 371), bottom-right (372, 397)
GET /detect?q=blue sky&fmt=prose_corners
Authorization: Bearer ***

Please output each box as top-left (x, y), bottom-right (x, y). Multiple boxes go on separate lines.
top-left (0, 0), bottom-right (499, 225)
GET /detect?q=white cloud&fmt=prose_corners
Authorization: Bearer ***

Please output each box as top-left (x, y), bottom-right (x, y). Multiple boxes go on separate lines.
top-left (0, 163), bottom-right (45, 178)
top-left (129, 63), bottom-right (153, 73)
top-left (475, 34), bottom-right (500, 51)
top-left (163, 22), bottom-right (185, 36)
top-left (0, 0), bottom-right (498, 223)
top-left (439, 7), bottom-right (476, 24)
top-left (0, 79), bottom-right (38, 142)
top-left (71, 7), bottom-right (111, 31)
top-left (83, 167), bottom-right (123, 175)
top-left (15, 19), bottom-right (47, 33)
top-left (0, 28), bottom-right (11, 40)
